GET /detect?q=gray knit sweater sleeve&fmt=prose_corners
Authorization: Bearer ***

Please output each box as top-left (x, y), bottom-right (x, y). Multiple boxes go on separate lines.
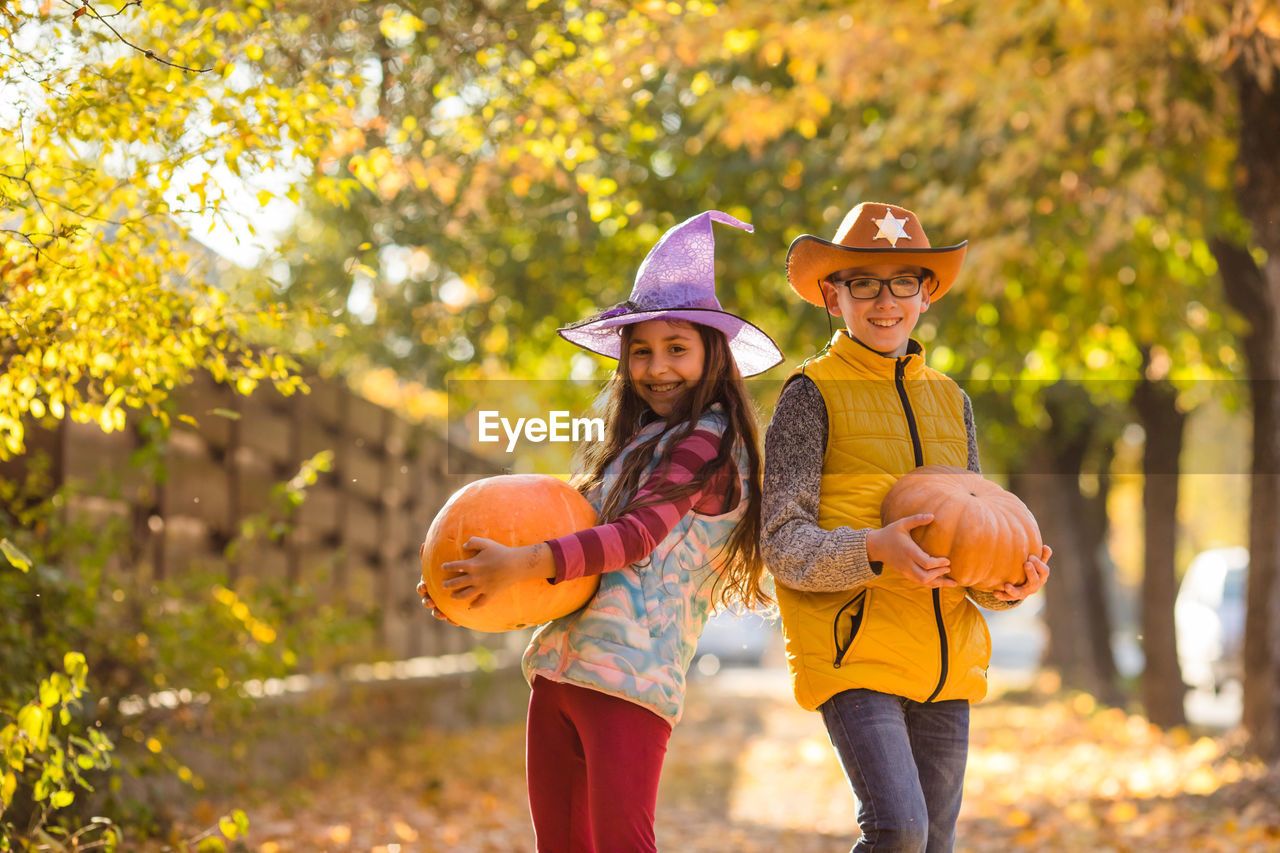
top-left (963, 392), bottom-right (980, 476)
top-left (762, 378), bottom-right (1019, 608)
top-left (761, 376), bottom-right (880, 592)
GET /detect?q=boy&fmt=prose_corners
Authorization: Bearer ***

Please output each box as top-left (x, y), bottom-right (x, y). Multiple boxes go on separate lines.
top-left (761, 202), bottom-right (1051, 853)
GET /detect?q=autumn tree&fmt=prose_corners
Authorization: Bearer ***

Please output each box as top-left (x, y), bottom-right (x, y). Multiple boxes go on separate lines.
top-left (1, 0), bottom-right (360, 835)
top-left (258, 1), bottom-right (661, 387)
top-left (0, 0), bottom-right (353, 458)
top-left (676, 0), bottom-right (1274, 749)
top-left (1181, 0), bottom-right (1280, 758)
top-left (268, 0), bottom-right (1273, 741)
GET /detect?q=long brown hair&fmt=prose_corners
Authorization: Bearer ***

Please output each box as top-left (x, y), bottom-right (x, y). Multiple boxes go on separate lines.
top-left (571, 321), bottom-right (771, 608)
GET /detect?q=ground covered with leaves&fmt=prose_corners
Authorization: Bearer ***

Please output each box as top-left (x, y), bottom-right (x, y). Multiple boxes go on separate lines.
top-left (178, 669), bottom-right (1279, 852)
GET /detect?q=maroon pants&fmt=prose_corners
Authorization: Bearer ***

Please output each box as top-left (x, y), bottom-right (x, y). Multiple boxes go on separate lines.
top-left (526, 676), bottom-right (673, 853)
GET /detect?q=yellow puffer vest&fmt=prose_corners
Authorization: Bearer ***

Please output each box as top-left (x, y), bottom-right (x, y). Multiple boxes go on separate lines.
top-left (775, 332), bottom-right (992, 710)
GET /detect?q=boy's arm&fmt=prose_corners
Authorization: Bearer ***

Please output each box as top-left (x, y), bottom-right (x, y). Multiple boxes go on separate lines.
top-left (761, 376), bottom-right (882, 593)
top-left (963, 391), bottom-right (981, 475)
top-left (959, 391), bottom-right (1020, 611)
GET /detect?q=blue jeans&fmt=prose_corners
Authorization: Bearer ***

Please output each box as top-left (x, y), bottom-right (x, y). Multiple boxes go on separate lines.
top-left (820, 688), bottom-right (970, 853)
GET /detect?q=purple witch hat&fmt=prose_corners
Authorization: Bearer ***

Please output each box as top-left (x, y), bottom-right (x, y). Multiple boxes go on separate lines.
top-left (558, 210), bottom-right (783, 377)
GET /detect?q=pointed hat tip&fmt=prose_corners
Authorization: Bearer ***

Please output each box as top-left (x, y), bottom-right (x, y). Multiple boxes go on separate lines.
top-left (706, 209), bottom-right (753, 233)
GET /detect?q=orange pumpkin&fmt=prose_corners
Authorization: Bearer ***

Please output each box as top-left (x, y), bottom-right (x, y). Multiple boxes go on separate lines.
top-left (880, 465), bottom-right (1043, 591)
top-left (420, 474), bottom-right (600, 632)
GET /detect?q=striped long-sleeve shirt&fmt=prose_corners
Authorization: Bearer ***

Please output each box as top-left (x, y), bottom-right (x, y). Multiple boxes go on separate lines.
top-left (545, 425), bottom-right (733, 583)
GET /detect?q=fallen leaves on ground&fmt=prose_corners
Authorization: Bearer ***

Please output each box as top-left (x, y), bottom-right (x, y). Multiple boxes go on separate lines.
top-left (164, 669), bottom-right (1279, 852)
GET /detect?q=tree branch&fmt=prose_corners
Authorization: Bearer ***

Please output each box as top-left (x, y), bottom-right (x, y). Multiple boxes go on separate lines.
top-left (79, 0), bottom-right (212, 73)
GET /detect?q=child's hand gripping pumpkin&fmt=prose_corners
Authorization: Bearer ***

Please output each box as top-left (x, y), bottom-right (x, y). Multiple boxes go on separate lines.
top-left (439, 538), bottom-right (556, 609)
top-left (865, 513), bottom-right (960, 589)
top-left (990, 544), bottom-right (1053, 603)
top-left (414, 580), bottom-right (458, 625)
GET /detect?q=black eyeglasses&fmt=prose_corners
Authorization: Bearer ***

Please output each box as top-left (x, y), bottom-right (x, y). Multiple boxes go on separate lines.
top-left (828, 274), bottom-right (926, 300)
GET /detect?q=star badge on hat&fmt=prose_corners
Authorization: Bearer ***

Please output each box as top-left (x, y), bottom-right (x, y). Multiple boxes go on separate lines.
top-left (872, 209), bottom-right (911, 247)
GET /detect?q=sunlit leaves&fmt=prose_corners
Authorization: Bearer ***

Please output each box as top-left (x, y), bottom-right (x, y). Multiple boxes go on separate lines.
top-left (653, 0), bottom-right (1247, 394)
top-left (0, 538), bottom-right (33, 573)
top-left (256, 0), bottom-right (1263, 419)
top-left (378, 6), bottom-right (424, 46)
top-left (161, 682), bottom-right (1280, 852)
top-left (0, 652), bottom-right (112, 821)
top-left (260, 0), bottom-right (683, 383)
top-left (1, 0), bottom-right (355, 458)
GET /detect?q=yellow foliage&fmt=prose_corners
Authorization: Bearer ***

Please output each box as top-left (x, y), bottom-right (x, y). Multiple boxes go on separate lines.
top-left (723, 28), bottom-right (758, 55)
top-left (0, 0), bottom-right (356, 459)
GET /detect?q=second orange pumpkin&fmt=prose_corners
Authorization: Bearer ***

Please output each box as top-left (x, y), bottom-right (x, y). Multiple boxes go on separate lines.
top-left (880, 465), bottom-right (1043, 591)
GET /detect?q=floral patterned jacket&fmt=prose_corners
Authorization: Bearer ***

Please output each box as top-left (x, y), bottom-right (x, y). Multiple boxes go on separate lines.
top-left (522, 405), bottom-right (749, 725)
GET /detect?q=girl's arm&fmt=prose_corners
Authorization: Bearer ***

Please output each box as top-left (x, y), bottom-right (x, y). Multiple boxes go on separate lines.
top-left (441, 423), bottom-right (731, 607)
top-left (546, 423), bottom-right (731, 582)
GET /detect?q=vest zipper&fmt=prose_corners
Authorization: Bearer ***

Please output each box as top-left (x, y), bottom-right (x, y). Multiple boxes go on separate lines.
top-left (894, 357), bottom-right (924, 467)
top-left (925, 588), bottom-right (949, 701)
top-left (895, 356), bottom-right (948, 700)
top-left (832, 591), bottom-right (866, 668)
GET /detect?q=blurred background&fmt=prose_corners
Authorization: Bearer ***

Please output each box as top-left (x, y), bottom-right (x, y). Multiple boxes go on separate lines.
top-left (5, 0), bottom-right (1280, 847)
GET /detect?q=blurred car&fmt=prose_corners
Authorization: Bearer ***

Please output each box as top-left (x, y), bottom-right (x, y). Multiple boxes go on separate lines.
top-left (1175, 546), bottom-right (1248, 694)
top-left (693, 608), bottom-right (779, 674)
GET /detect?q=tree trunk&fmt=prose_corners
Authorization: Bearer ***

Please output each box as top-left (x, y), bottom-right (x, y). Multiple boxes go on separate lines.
top-left (1009, 386), bottom-right (1121, 704)
top-left (1132, 371), bottom-right (1187, 728)
top-left (1215, 58), bottom-right (1280, 759)
top-left (1214, 235), bottom-right (1280, 757)
top-left (1080, 440), bottom-right (1119, 697)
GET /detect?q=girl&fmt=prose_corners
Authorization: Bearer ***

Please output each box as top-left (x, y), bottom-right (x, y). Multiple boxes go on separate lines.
top-left (418, 210), bottom-right (782, 852)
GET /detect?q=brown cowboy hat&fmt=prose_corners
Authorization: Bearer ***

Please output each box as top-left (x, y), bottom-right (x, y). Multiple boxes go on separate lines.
top-left (785, 202), bottom-right (968, 306)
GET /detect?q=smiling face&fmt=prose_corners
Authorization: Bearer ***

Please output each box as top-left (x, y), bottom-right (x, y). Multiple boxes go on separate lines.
top-left (625, 319), bottom-right (707, 418)
top-left (820, 262), bottom-right (933, 357)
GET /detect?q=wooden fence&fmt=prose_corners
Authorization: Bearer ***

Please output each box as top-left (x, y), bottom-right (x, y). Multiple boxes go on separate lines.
top-left (6, 370), bottom-right (508, 665)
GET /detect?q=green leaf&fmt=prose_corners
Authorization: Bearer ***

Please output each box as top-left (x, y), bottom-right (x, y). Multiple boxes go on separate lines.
top-left (3, 730), bottom-right (26, 771)
top-left (0, 538), bottom-right (32, 572)
top-left (17, 704), bottom-right (50, 750)
top-left (50, 790), bottom-right (74, 809)
top-left (64, 651), bottom-right (89, 687)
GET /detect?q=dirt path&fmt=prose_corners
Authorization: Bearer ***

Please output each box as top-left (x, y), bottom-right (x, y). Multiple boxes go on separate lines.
top-left (219, 667), bottom-right (1279, 852)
